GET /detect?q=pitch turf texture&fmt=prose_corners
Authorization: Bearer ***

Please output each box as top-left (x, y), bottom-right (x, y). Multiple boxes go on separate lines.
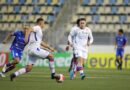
top-left (0, 67), bottom-right (130, 90)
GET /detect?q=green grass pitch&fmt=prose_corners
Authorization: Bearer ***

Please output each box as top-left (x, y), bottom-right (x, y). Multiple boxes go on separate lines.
top-left (0, 67), bottom-right (130, 90)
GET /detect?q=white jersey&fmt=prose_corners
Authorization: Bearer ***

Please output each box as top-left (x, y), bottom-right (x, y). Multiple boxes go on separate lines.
top-left (68, 26), bottom-right (93, 52)
top-left (28, 25), bottom-right (43, 49)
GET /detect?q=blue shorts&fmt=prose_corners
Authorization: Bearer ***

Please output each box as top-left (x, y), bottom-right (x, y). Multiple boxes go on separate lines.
top-left (116, 48), bottom-right (124, 57)
top-left (11, 49), bottom-right (23, 60)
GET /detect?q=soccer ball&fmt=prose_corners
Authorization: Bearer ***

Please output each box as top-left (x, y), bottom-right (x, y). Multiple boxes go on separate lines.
top-left (55, 74), bottom-right (65, 83)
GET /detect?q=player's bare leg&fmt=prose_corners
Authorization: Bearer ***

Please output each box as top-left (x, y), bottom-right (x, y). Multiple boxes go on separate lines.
top-left (77, 57), bottom-right (86, 80)
top-left (0, 58), bottom-right (19, 77)
top-left (47, 54), bottom-right (56, 79)
top-left (10, 65), bottom-right (33, 81)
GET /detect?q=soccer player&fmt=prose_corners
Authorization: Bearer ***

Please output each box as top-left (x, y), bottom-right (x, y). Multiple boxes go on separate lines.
top-left (0, 25), bottom-right (31, 77)
top-left (115, 29), bottom-right (127, 70)
top-left (66, 18), bottom-right (93, 80)
top-left (10, 18), bottom-right (57, 81)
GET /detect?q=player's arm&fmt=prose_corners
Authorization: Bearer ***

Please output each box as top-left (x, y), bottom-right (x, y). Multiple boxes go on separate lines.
top-left (114, 36), bottom-right (117, 49)
top-left (2, 32), bottom-right (14, 44)
top-left (123, 36), bottom-right (128, 48)
top-left (66, 28), bottom-right (75, 51)
top-left (24, 27), bottom-right (33, 44)
top-left (40, 41), bottom-right (55, 52)
top-left (87, 29), bottom-right (94, 46)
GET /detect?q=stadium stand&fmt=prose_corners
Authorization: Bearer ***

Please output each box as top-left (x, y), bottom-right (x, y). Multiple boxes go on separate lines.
top-left (0, 0), bottom-right (65, 31)
top-left (69, 0), bottom-right (130, 32)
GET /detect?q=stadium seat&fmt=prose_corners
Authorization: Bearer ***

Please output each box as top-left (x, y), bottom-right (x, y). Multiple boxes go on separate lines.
top-left (13, 0), bottom-right (19, 4)
top-left (109, 0), bottom-right (117, 5)
top-left (77, 6), bottom-right (84, 14)
top-left (92, 15), bottom-right (99, 23)
top-left (115, 24), bottom-right (122, 30)
top-left (94, 24), bottom-right (101, 32)
top-left (27, 6), bottom-right (33, 13)
top-left (0, 0), bottom-right (6, 4)
top-left (71, 15), bottom-right (78, 23)
top-left (14, 6), bottom-right (20, 13)
top-left (99, 15), bottom-right (106, 23)
top-left (111, 6), bottom-right (118, 14)
top-left (19, 0), bottom-right (26, 4)
top-left (15, 15), bottom-right (21, 22)
top-left (89, 0), bottom-right (96, 5)
top-left (101, 24), bottom-right (107, 32)
top-left (59, 0), bottom-right (65, 5)
top-left (116, 0), bottom-right (123, 5)
top-left (98, 6), bottom-right (104, 14)
top-left (38, 0), bottom-right (46, 5)
top-left (103, 0), bottom-right (110, 5)
top-left (118, 7), bottom-right (125, 14)
top-left (51, 0), bottom-right (59, 5)
top-left (3, 23), bottom-right (9, 31)
top-left (123, 0), bottom-right (130, 5)
top-left (40, 6), bottom-right (47, 14)
top-left (46, 6), bottom-right (53, 14)
top-left (46, 0), bottom-right (52, 5)
top-left (48, 15), bottom-right (55, 23)
top-left (82, 0), bottom-right (90, 5)
top-left (86, 15), bottom-right (92, 23)
top-left (25, 0), bottom-right (32, 4)
top-left (107, 24), bottom-right (115, 32)
top-left (33, 6), bottom-right (40, 14)
top-left (9, 23), bottom-right (16, 31)
top-left (7, 6), bottom-right (13, 13)
top-left (2, 15), bottom-right (8, 22)
top-left (125, 7), bottom-right (130, 14)
top-left (28, 15), bottom-right (35, 22)
top-left (91, 6), bottom-right (98, 14)
top-left (119, 15), bottom-right (127, 23)
top-left (126, 16), bottom-right (130, 23)
top-left (7, 0), bottom-right (12, 4)
top-left (8, 15), bottom-right (15, 22)
top-left (16, 23), bottom-right (23, 29)
top-left (96, 0), bottom-right (103, 5)
top-left (20, 6), bottom-right (27, 13)
top-left (84, 7), bottom-right (91, 14)
top-left (104, 7), bottom-right (111, 14)
top-left (1, 6), bottom-right (7, 13)
top-left (54, 7), bottom-right (61, 14)
top-left (113, 16), bottom-right (119, 23)
top-left (106, 16), bottom-right (113, 23)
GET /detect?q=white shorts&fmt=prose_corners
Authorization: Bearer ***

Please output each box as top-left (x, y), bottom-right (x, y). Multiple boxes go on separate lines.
top-left (27, 47), bottom-right (50, 65)
top-left (73, 49), bottom-right (88, 59)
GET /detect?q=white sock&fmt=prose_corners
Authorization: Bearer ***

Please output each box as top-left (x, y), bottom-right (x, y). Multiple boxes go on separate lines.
top-left (49, 61), bottom-right (55, 74)
top-left (14, 68), bottom-right (26, 77)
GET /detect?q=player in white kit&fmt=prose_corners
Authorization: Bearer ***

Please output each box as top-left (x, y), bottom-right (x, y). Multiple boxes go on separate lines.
top-left (10, 18), bottom-right (57, 81)
top-left (66, 18), bottom-right (93, 80)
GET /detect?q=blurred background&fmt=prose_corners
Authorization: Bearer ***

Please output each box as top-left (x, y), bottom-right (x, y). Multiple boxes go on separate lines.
top-left (0, 0), bottom-right (130, 52)
top-left (0, 0), bottom-right (130, 69)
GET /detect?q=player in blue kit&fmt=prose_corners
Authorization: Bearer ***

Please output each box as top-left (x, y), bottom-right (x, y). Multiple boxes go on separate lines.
top-left (0, 25), bottom-right (31, 77)
top-left (115, 29), bottom-right (127, 70)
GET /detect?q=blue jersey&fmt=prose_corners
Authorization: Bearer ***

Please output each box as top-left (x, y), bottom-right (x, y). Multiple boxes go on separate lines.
top-left (10, 30), bottom-right (26, 52)
top-left (115, 34), bottom-right (127, 49)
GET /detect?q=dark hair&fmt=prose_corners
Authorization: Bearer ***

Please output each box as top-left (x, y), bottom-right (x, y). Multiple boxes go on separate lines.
top-left (36, 18), bottom-right (44, 23)
top-left (76, 18), bottom-right (86, 26)
top-left (118, 29), bottom-right (124, 34)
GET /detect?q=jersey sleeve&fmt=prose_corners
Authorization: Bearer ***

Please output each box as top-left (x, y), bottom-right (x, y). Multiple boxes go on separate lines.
top-left (88, 29), bottom-right (94, 44)
top-left (32, 26), bottom-right (40, 32)
top-left (124, 36), bottom-right (128, 45)
top-left (12, 30), bottom-right (19, 36)
top-left (68, 27), bottom-right (76, 44)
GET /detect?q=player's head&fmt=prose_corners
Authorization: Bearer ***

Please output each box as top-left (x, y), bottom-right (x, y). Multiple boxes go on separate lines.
top-left (36, 17), bottom-right (44, 28)
top-left (22, 25), bottom-right (30, 33)
top-left (76, 18), bottom-right (86, 29)
top-left (118, 29), bottom-right (124, 35)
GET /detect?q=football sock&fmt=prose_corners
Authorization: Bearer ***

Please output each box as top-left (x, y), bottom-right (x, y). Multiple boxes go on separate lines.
top-left (14, 68), bottom-right (26, 77)
top-left (48, 58), bottom-right (55, 74)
